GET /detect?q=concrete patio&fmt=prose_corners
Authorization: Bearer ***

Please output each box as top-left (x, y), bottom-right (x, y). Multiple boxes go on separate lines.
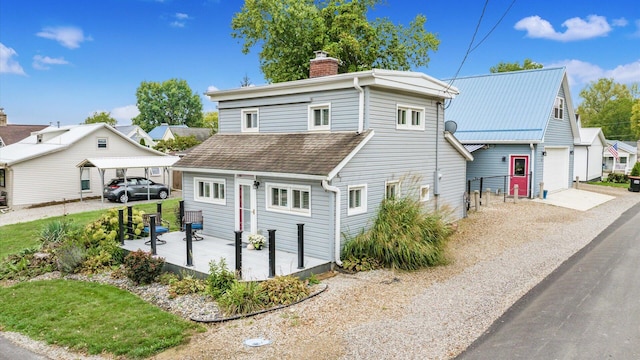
top-left (121, 230), bottom-right (331, 281)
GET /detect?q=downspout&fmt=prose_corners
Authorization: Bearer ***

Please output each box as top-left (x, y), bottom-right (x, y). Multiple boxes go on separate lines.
top-left (530, 143), bottom-right (535, 198)
top-left (434, 102), bottom-right (441, 210)
top-left (353, 77), bottom-right (364, 134)
top-left (322, 180), bottom-right (342, 266)
top-left (585, 146), bottom-right (590, 182)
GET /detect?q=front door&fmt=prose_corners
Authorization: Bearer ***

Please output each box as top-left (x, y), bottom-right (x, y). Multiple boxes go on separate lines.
top-left (236, 178), bottom-right (257, 241)
top-left (509, 155), bottom-right (529, 197)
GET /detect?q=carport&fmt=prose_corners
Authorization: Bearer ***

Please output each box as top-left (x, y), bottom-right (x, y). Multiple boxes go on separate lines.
top-left (76, 156), bottom-right (180, 203)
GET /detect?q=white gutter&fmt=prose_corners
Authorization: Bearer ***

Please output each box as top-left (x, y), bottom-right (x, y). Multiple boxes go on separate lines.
top-left (322, 180), bottom-right (342, 266)
top-left (354, 77), bottom-right (364, 134)
top-left (530, 143), bottom-right (535, 199)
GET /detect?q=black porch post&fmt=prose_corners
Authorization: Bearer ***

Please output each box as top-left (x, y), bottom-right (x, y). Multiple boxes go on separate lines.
top-left (127, 205), bottom-right (133, 238)
top-left (268, 229), bottom-right (276, 278)
top-left (149, 215), bottom-right (157, 255)
top-left (234, 231), bottom-right (242, 278)
top-left (118, 209), bottom-right (124, 245)
top-left (185, 223), bottom-right (193, 267)
top-left (179, 200), bottom-right (185, 229)
top-left (297, 224), bottom-right (305, 269)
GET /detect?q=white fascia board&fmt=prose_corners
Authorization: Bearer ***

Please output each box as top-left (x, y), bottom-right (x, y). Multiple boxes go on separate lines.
top-left (445, 132), bottom-right (474, 161)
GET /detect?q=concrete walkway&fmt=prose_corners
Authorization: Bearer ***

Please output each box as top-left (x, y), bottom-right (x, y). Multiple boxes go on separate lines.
top-left (532, 187), bottom-right (615, 211)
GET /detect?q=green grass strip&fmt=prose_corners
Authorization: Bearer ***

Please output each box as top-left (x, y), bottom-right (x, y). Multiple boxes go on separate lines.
top-left (0, 279), bottom-right (201, 358)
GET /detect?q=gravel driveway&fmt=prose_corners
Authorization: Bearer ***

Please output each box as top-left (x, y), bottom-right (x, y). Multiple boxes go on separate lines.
top-left (2, 185), bottom-right (638, 360)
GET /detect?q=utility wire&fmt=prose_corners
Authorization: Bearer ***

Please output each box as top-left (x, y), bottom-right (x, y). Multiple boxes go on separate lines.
top-left (469, 0), bottom-right (517, 53)
top-left (447, 0), bottom-right (489, 89)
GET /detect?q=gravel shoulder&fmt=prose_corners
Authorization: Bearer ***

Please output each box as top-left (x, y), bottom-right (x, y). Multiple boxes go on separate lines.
top-left (2, 185), bottom-right (638, 360)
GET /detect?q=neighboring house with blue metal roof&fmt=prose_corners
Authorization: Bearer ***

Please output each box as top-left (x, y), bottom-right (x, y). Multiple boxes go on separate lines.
top-left (115, 125), bottom-right (155, 147)
top-left (445, 67), bottom-right (580, 198)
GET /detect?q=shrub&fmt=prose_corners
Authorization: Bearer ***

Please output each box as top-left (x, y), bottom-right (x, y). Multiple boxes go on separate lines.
top-left (123, 250), bottom-right (165, 285)
top-left (168, 272), bottom-right (207, 298)
top-left (342, 197), bottom-right (452, 271)
top-left (606, 173), bottom-right (628, 183)
top-left (341, 256), bottom-right (382, 272)
top-left (260, 276), bottom-right (310, 306)
top-left (158, 272), bottom-right (179, 285)
top-left (207, 258), bottom-right (237, 299)
top-left (217, 281), bottom-right (266, 315)
top-left (0, 247), bottom-right (56, 280)
top-left (631, 162), bottom-right (640, 177)
top-left (39, 220), bottom-right (79, 245)
top-left (55, 242), bottom-right (86, 274)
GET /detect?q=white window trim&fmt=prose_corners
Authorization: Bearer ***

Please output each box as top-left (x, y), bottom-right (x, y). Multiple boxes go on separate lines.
top-left (266, 182), bottom-right (312, 217)
top-left (194, 177), bottom-right (226, 205)
top-left (420, 185), bottom-right (431, 202)
top-left (97, 137), bottom-right (108, 149)
top-left (241, 108), bottom-right (259, 133)
top-left (81, 168), bottom-right (91, 192)
top-left (149, 167), bottom-right (161, 176)
top-left (347, 184), bottom-right (368, 216)
top-left (396, 104), bottom-right (426, 130)
top-left (554, 97), bottom-right (564, 120)
top-left (308, 103), bottom-right (331, 131)
top-left (385, 180), bottom-right (401, 200)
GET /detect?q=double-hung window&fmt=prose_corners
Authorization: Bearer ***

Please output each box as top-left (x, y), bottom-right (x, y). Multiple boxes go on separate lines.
top-left (194, 177), bottom-right (226, 205)
top-left (385, 180), bottom-right (400, 200)
top-left (309, 103), bottom-right (330, 131)
top-left (396, 104), bottom-right (425, 130)
top-left (97, 138), bottom-right (108, 149)
top-left (554, 97), bottom-right (564, 120)
top-left (347, 184), bottom-right (367, 216)
top-left (241, 108), bottom-right (259, 132)
top-left (267, 183), bottom-right (311, 216)
top-left (81, 168), bottom-right (91, 191)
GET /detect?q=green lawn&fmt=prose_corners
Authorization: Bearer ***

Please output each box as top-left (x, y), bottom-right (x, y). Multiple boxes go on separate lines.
top-left (586, 181), bottom-right (630, 189)
top-left (0, 279), bottom-right (202, 358)
top-left (0, 198), bottom-right (180, 260)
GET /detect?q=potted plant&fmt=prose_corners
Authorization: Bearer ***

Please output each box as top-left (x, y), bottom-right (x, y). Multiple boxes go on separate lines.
top-left (248, 233), bottom-right (266, 250)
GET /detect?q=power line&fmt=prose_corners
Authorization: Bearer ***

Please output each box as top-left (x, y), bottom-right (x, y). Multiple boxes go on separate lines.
top-left (469, 0), bottom-right (517, 53)
top-left (447, 0), bottom-right (489, 89)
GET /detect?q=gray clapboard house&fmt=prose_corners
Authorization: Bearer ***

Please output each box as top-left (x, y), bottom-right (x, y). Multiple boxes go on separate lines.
top-left (173, 52), bottom-right (473, 264)
top-left (445, 67), bottom-right (580, 198)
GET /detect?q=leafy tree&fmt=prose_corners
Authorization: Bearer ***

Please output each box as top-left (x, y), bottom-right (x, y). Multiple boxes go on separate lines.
top-left (629, 99), bottom-right (640, 140)
top-left (231, 0), bottom-right (439, 82)
top-left (577, 78), bottom-right (639, 140)
top-left (153, 135), bottom-right (201, 153)
top-left (203, 111), bottom-right (219, 134)
top-left (132, 79), bottom-right (203, 132)
top-left (84, 111), bottom-right (117, 126)
top-left (489, 59), bottom-right (542, 73)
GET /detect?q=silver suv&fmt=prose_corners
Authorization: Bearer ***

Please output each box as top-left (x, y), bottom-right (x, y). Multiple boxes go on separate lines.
top-left (104, 177), bottom-right (169, 203)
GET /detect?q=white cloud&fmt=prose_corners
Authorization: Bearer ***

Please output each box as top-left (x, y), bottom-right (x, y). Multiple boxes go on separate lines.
top-left (36, 26), bottom-right (92, 49)
top-left (515, 15), bottom-right (612, 41)
top-left (111, 105), bottom-right (140, 124)
top-left (32, 55), bottom-right (69, 70)
top-left (546, 59), bottom-right (640, 88)
top-left (0, 43), bottom-right (26, 75)
top-left (612, 18), bottom-right (628, 27)
top-left (170, 12), bottom-right (191, 28)
top-left (206, 85), bottom-right (219, 92)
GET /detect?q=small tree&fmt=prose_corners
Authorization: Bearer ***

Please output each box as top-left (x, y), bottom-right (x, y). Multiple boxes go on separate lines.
top-left (631, 162), bottom-right (640, 177)
top-left (84, 111), bottom-right (117, 126)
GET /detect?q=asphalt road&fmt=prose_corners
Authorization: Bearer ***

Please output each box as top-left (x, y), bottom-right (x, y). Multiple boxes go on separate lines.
top-left (458, 201), bottom-right (640, 359)
top-left (0, 336), bottom-right (47, 360)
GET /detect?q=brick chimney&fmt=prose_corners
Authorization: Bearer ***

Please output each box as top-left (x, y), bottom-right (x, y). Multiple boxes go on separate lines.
top-left (309, 50), bottom-right (339, 78)
top-left (0, 108), bottom-right (6, 127)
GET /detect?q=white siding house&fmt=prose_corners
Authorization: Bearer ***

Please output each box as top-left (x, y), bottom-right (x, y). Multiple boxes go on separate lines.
top-left (0, 123), bottom-right (169, 208)
top-left (574, 127), bottom-right (606, 182)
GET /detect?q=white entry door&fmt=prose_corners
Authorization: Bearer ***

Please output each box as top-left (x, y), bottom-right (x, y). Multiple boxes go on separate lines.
top-left (236, 178), bottom-right (257, 241)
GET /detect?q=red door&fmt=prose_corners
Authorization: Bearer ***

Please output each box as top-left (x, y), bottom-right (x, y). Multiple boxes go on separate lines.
top-left (509, 155), bottom-right (529, 197)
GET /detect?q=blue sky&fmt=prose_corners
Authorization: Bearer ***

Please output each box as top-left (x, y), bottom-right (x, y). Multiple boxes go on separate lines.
top-left (1, 0), bottom-right (639, 126)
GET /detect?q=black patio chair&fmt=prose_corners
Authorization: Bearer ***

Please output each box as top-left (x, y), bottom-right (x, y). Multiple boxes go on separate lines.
top-left (182, 210), bottom-right (204, 241)
top-left (142, 212), bottom-right (169, 245)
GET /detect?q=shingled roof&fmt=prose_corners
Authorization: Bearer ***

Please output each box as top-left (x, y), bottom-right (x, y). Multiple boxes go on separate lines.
top-left (173, 130), bottom-right (373, 179)
top-left (0, 124), bottom-right (48, 146)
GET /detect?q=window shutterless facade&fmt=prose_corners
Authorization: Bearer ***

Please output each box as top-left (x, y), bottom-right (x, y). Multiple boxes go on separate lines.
top-left (396, 104), bottom-right (425, 130)
top-left (554, 97), bottom-right (564, 120)
top-left (308, 103), bottom-right (330, 131)
top-left (266, 183), bottom-right (311, 216)
top-left (241, 108), bottom-right (259, 132)
top-left (97, 138), bottom-right (108, 149)
top-left (385, 180), bottom-right (400, 200)
top-left (194, 177), bottom-right (226, 204)
top-left (347, 184), bottom-right (367, 215)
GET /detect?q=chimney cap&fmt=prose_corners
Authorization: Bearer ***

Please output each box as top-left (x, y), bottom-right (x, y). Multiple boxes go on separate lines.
top-left (313, 50), bottom-right (330, 59)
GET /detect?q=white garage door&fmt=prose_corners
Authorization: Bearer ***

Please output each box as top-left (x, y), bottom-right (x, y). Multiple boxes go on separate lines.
top-left (543, 147), bottom-right (569, 192)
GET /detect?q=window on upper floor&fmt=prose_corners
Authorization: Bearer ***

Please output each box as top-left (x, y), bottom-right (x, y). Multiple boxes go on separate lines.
top-left (385, 180), bottom-right (400, 200)
top-left (194, 177), bottom-right (226, 205)
top-left (266, 183), bottom-right (311, 216)
top-left (97, 137), bottom-right (108, 149)
top-left (397, 104), bottom-right (425, 130)
top-left (308, 103), bottom-right (331, 131)
top-left (241, 108), bottom-right (259, 132)
top-left (348, 184), bottom-right (367, 216)
top-left (554, 97), bottom-right (564, 120)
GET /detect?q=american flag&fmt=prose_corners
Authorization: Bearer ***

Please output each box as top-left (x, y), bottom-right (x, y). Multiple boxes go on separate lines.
top-left (608, 142), bottom-right (619, 160)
